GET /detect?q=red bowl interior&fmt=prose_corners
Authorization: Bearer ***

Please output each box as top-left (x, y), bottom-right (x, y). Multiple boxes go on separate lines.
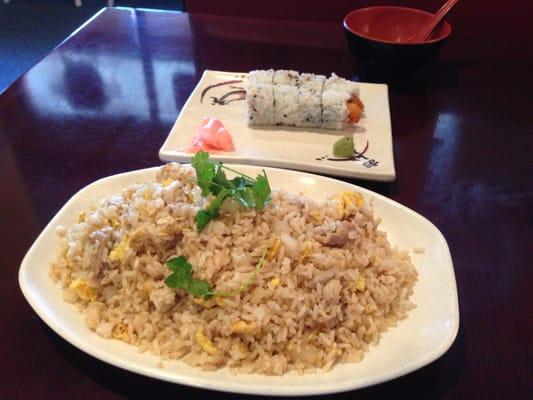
top-left (344, 6), bottom-right (451, 44)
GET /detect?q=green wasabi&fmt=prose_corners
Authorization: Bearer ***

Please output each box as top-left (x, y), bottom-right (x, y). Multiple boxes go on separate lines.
top-left (333, 135), bottom-right (354, 158)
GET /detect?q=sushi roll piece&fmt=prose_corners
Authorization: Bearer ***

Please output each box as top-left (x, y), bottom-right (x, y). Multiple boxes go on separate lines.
top-left (248, 69), bottom-right (274, 85)
top-left (273, 70), bottom-right (300, 86)
top-left (321, 73), bottom-right (364, 129)
top-left (323, 73), bottom-right (360, 95)
top-left (298, 73), bottom-right (325, 127)
top-left (273, 84), bottom-right (299, 126)
top-left (321, 89), bottom-right (349, 130)
top-left (246, 83), bottom-right (274, 126)
top-left (299, 73), bottom-right (325, 94)
top-left (272, 71), bottom-right (300, 126)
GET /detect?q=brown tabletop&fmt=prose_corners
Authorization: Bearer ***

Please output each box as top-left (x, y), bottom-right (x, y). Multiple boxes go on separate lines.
top-left (1, 6), bottom-right (531, 399)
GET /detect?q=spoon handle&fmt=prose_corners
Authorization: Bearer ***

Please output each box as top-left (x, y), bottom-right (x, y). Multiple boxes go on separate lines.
top-left (415, 0), bottom-right (459, 41)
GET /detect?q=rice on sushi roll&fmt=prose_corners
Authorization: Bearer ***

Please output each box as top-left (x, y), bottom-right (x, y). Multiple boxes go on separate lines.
top-left (298, 73), bottom-right (326, 128)
top-left (246, 82), bottom-right (274, 126)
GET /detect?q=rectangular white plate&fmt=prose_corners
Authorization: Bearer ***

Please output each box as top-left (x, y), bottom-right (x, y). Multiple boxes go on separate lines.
top-left (159, 70), bottom-right (395, 181)
top-left (19, 165), bottom-right (458, 396)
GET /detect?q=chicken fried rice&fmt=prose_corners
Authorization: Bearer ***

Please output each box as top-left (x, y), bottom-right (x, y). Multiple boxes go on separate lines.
top-left (50, 163), bottom-right (417, 375)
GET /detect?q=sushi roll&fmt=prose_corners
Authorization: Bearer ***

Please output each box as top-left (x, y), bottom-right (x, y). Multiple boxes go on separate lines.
top-left (273, 84), bottom-right (299, 126)
top-left (246, 83), bottom-right (274, 126)
top-left (272, 70), bottom-right (300, 126)
top-left (298, 73), bottom-right (325, 128)
top-left (273, 70), bottom-right (300, 86)
top-left (248, 69), bottom-right (274, 85)
top-left (322, 74), bottom-right (363, 129)
top-left (245, 69), bottom-right (363, 130)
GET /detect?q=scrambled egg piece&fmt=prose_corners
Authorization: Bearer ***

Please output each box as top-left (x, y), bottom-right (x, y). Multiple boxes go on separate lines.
top-left (192, 298), bottom-right (216, 308)
top-left (335, 191), bottom-right (364, 217)
top-left (214, 297), bottom-right (226, 308)
top-left (299, 242), bottom-right (313, 263)
top-left (330, 343), bottom-right (342, 356)
top-left (129, 227), bottom-right (145, 242)
top-left (269, 277), bottom-right (280, 288)
top-left (309, 209), bottom-right (324, 224)
top-left (109, 218), bottom-right (121, 229)
top-left (192, 297), bottom-right (204, 306)
top-left (195, 330), bottom-right (219, 355)
top-left (161, 178), bottom-right (173, 187)
top-left (354, 276), bottom-right (366, 291)
top-left (77, 211), bottom-right (86, 223)
top-left (142, 281), bottom-right (153, 297)
top-left (108, 236), bottom-right (129, 264)
top-left (69, 279), bottom-right (97, 301)
top-left (267, 237), bottom-right (281, 261)
top-left (230, 321), bottom-right (259, 335)
top-left (112, 323), bottom-right (129, 342)
top-left (231, 342), bottom-right (249, 353)
top-left (141, 183), bottom-right (156, 201)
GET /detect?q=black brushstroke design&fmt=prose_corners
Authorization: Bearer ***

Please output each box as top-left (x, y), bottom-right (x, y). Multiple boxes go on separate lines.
top-left (210, 90), bottom-right (246, 105)
top-left (200, 79), bottom-right (243, 103)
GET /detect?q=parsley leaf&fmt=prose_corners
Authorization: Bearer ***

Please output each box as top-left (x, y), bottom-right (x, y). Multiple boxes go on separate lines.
top-left (191, 151), bottom-right (215, 196)
top-left (231, 176), bottom-right (254, 189)
top-left (164, 256), bottom-right (213, 298)
top-left (252, 172), bottom-right (270, 210)
top-left (164, 256), bottom-right (192, 289)
top-left (195, 188), bottom-right (232, 231)
top-left (195, 209), bottom-right (214, 232)
top-left (210, 163), bottom-right (230, 195)
top-left (189, 279), bottom-right (213, 298)
top-left (166, 256), bottom-right (192, 273)
top-left (233, 187), bottom-right (255, 209)
top-left (191, 151), bottom-right (271, 231)
top-left (165, 250), bottom-right (268, 299)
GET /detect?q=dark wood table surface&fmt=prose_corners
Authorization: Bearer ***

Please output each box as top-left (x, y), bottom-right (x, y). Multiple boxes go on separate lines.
top-left (1, 6), bottom-right (531, 399)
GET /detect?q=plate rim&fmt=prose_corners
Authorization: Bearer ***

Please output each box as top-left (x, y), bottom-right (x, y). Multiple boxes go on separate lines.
top-left (19, 165), bottom-right (458, 396)
top-left (159, 69), bottom-right (396, 181)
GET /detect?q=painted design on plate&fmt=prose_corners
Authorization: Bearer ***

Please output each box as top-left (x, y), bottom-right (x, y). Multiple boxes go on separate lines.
top-left (209, 88), bottom-right (246, 105)
top-left (200, 79), bottom-right (245, 105)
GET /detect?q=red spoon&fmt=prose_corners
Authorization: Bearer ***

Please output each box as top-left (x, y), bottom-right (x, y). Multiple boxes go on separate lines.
top-left (409, 0), bottom-right (459, 42)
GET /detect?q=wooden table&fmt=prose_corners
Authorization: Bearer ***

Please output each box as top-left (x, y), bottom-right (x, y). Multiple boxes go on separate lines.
top-left (1, 6), bottom-right (530, 399)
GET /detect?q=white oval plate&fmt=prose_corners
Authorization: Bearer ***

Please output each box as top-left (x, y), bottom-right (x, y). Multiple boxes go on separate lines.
top-left (19, 165), bottom-right (458, 396)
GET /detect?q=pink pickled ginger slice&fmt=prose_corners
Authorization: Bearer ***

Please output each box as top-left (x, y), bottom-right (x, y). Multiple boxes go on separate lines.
top-left (215, 127), bottom-right (235, 151)
top-left (182, 118), bottom-right (235, 153)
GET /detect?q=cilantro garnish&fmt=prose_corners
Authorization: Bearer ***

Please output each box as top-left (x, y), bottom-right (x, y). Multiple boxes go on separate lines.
top-left (191, 151), bottom-right (271, 231)
top-left (164, 249), bottom-right (268, 299)
top-left (164, 256), bottom-right (213, 298)
top-left (164, 153), bottom-right (272, 298)
top-left (190, 151), bottom-right (216, 196)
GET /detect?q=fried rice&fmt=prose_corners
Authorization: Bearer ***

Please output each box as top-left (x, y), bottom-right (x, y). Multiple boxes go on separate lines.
top-left (50, 163), bottom-right (417, 375)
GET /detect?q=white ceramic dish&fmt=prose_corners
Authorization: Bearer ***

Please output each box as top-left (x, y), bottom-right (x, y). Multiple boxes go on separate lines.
top-left (159, 70), bottom-right (395, 181)
top-left (19, 165), bottom-right (458, 396)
